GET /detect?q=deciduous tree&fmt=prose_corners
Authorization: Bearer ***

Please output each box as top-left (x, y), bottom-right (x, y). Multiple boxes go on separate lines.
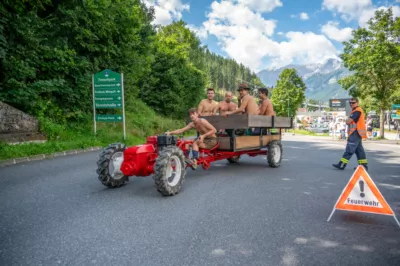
top-left (271, 68), bottom-right (306, 117)
top-left (338, 8), bottom-right (400, 138)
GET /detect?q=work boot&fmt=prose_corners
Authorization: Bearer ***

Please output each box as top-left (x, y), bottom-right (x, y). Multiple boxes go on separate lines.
top-left (332, 161), bottom-right (347, 170)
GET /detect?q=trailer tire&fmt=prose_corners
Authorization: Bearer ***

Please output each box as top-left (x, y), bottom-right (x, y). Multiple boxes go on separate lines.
top-left (153, 146), bottom-right (186, 196)
top-left (227, 155), bottom-right (241, 163)
top-left (96, 143), bottom-right (128, 188)
top-left (267, 141), bottom-right (282, 168)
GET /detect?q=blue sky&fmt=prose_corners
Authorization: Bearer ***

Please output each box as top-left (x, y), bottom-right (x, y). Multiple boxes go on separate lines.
top-left (144, 0), bottom-right (400, 72)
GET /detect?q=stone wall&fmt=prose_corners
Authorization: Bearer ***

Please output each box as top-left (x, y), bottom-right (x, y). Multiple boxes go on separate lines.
top-left (0, 102), bottom-right (46, 143)
top-left (0, 101), bottom-right (39, 133)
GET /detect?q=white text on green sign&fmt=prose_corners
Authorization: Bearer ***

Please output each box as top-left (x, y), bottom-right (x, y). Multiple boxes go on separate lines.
top-left (95, 102), bottom-right (122, 109)
top-left (96, 114), bottom-right (123, 122)
top-left (94, 89), bottom-right (122, 95)
top-left (94, 95), bottom-right (122, 102)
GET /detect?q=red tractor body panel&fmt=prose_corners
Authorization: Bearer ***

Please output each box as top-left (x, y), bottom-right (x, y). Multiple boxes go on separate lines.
top-left (120, 143), bottom-right (157, 177)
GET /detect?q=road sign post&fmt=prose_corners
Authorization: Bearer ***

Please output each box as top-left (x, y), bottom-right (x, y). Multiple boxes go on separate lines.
top-left (92, 69), bottom-right (126, 140)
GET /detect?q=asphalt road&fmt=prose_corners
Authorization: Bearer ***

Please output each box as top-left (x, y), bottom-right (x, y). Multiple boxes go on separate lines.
top-left (1, 135), bottom-right (400, 266)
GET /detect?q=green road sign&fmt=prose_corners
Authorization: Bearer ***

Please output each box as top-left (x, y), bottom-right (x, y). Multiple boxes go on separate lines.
top-left (94, 89), bottom-right (122, 95)
top-left (392, 114), bottom-right (400, 119)
top-left (96, 114), bottom-right (123, 122)
top-left (94, 95), bottom-right (122, 102)
top-left (95, 101), bottom-right (122, 109)
top-left (92, 69), bottom-right (126, 139)
top-left (392, 104), bottom-right (400, 109)
top-left (94, 69), bottom-right (123, 109)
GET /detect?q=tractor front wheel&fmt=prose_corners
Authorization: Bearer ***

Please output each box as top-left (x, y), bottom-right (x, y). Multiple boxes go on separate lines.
top-left (153, 146), bottom-right (187, 196)
top-left (96, 143), bottom-right (128, 188)
top-left (267, 140), bottom-right (282, 168)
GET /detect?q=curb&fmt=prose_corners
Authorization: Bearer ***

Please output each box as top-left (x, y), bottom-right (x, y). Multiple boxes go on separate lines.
top-left (0, 146), bottom-right (103, 168)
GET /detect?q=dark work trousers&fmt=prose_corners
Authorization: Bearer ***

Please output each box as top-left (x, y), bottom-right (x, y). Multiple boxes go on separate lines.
top-left (340, 131), bottom-right (367, 165)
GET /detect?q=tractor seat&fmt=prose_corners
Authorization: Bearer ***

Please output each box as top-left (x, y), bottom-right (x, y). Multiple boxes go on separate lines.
top-left (199, 143), bottom-right (220, 153)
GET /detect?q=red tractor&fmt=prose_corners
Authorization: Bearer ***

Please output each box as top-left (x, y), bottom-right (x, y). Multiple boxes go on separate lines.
top-left (96, 115), bottom-right (292, 196)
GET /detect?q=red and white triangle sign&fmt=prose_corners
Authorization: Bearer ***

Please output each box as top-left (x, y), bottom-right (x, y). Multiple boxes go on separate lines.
top-left (327, 165), bottom-right (400, 227)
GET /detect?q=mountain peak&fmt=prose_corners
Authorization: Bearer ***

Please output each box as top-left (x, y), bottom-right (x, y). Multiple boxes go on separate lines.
top-left (256, 57), bottom-right (349, 101)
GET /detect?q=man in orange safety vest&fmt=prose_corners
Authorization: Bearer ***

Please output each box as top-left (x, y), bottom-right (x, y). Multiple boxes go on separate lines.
top-left (332, 97), bottom-right (368, 171)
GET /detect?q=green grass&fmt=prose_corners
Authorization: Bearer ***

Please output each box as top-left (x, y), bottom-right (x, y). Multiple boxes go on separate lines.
top-left (1, 98), bottom-right (190, 161)
top-left (285, 129), bottom-right (330, 137)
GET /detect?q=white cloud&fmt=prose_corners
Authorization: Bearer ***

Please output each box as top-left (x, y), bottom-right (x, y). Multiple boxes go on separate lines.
top-left (358, 5), bottom-right (400, 27)
top-left (201, 1), bottom-right (339, 71)
top-left (274, 32), bottom-right (339, 68)
top-left (300, 12), bottom-right (309, 20)
top-left (144, 0), bottom-right (190, 25)
top-left (236, 0), bottom-right (283, 13)
top-left (322, 0), bottom-right (372, 21)
top-left (186, 24), bottom-right (208, 40)
top-left (321, 21), bottom-right (353, 42)
top-left (322, 0), bottom-right (400, 27)
top-left (321, 0), bottom-right (400, 42)
top-left (206, 1), bottom-right (277, 36)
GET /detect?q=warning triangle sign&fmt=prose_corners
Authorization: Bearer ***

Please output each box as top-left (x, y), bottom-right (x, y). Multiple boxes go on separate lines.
top-left (334, 165), bottom-right (394, 215)
top-left (328, 166), bottom-right (400, 227)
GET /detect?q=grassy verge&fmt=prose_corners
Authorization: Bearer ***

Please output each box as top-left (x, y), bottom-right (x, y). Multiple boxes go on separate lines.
top-left (1, 98), bottom-right (191, 161)
top-left (285, 129), bottom-right (330, 137)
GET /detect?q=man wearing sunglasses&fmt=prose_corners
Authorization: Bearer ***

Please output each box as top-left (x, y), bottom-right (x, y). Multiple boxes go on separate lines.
top-left (332, 98), bottom-right (368, 171)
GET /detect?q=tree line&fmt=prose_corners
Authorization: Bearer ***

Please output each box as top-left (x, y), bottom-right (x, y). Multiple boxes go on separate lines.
top-left (0, 0), bottom-right (263, 121)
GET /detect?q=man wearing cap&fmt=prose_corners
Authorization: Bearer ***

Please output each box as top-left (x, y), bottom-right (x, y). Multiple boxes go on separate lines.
top-left (222, 83), bottom-right (258, 136)
top-left (223, 83), bottom-right (258, 116)
top-left (332, 97), bottom-right (368, 171)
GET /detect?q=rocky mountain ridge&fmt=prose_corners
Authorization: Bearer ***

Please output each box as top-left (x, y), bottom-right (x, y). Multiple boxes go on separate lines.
top-left (257, 58), bottom-right (351, 102)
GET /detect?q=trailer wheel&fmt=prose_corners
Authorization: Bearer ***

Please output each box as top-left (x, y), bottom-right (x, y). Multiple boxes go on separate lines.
top-left (96, 143), bottom-right (128, 188)
top-left (267, 141), bottom-right (282, 168)
top-left (227, 155), bottom-right (241, 163)
top-left (153, 146), bottom-right (186, 196)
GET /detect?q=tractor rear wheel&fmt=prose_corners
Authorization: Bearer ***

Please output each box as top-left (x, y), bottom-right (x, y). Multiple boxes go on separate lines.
top-left (267, 140), bottom-right (282, 167)
top-left (227, 155), bottom-right (241, 163)
top-left (96, 143), bottom-right (128, 188)
top-left (153, 146), bottom-right (186, 196)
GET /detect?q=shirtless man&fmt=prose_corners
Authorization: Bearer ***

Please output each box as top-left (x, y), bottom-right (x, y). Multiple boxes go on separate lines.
top-left (216, 91), bottom-right (237, 116)
top-left (165, 108), bottom-right (217, 169)
top-left (197, 88), bottom-right (219, 116)
top-left (258, 88), bottom-right (275, 116)
top-left (223, 83), bottom-right (258, 116)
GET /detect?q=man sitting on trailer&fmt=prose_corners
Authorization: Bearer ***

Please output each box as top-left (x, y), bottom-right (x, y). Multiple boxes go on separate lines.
top-left (223, 83), bottom-right (258, 135)
top-left (254, 87), bottom-right (276, 135)
top-left (223, 83), bottom-right (258, 116)
top-left (197, 88), bottom-right (219, 116)
top-left (165, 108), bottom-right (217, 169)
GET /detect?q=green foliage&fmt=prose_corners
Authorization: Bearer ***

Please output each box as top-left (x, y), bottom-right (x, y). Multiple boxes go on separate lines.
top-left (338, 7), bottom-right (400, 137)
top-left (0, 96), bottom-right (186, 160)
top-left (0, 0), bottom-right (155, 118)
top-left (271, 68), bottom-right (306, 117)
